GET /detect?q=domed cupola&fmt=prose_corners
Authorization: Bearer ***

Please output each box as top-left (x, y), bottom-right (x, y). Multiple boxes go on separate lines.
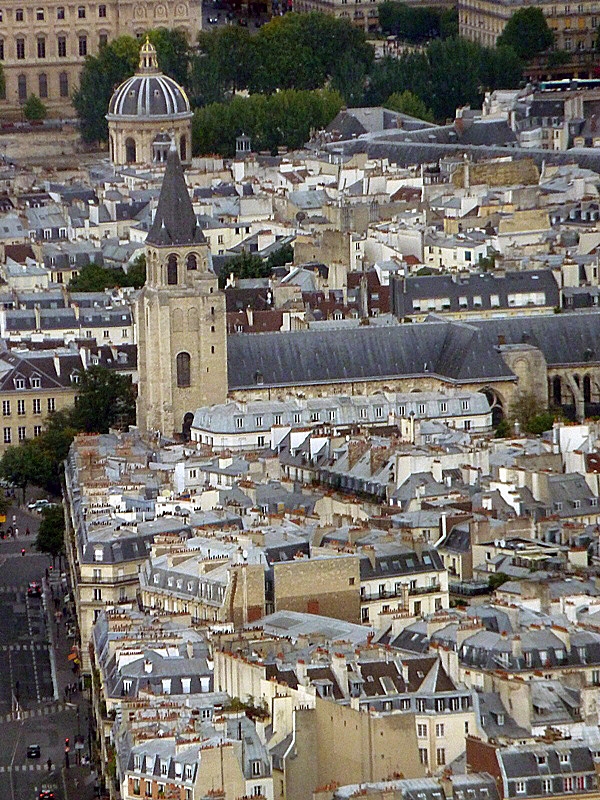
top-left (106, 38), bottom-right (193, 166)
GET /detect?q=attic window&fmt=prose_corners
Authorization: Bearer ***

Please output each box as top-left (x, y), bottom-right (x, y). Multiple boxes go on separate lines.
top-left (94, 548), bottom-right (103, 562)
top-left (30, 376), bottom-right (41, 388)
top-left (14, 378), bottom-right (25, 389)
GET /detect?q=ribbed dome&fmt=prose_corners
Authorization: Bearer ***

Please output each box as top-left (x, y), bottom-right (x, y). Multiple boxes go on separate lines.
top-left (107, 39), bottom-right (191, 120)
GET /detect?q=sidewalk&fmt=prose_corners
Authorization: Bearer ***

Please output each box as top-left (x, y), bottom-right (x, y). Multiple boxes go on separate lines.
top-left (45, 572), bottom-right (97, 799)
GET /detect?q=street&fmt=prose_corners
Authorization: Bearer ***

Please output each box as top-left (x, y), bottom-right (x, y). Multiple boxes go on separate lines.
top-left (0, 502), bottom-right (97, 800)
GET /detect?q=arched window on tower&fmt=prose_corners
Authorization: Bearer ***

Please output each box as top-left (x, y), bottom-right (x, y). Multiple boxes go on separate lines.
top-left (167, 254), bottom-right (178, 285)
top-left (125, 137), bottom-right (136, 163)
top-left (186, 253), bottom-right (197, 271)
top-left (176, 352), bottom-right (191, 387)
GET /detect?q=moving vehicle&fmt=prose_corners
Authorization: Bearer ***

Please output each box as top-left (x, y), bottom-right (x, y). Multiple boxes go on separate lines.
top-left (27, 581), bottom-right (42, 597)
top-left (27, 744), bottom-right (41, 758)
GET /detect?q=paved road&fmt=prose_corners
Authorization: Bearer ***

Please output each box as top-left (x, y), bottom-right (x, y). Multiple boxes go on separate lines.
top-left (0, 502), bottom-right (97, 800)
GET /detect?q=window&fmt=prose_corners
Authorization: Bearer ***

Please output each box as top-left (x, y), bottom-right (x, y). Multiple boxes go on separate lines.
top-left (58, 38), bottom-right (67, 58)
top-left (563, 778), bottom-right (573, 792)
top-left (15, 8), bottom-right (23, 20)
top-left (2, 401), bottom-right (9, 417)
top-left (176, 352), bottom-right (191, 388)
top-left (98, 3), bottom-right (106, 14)
top-left (251, 761), bottom-right (261, 777)
top-left (31, 376), bottom-right (40, 388)
top-left (47, 398), bottom-right (55, 412)
top-left (436, 748), bottom-right (446, 766)
top-left (33, 425), bottom-right (42, 438)
top-left (32, 399), bottom-right (41, 415)
top-left (461, 399), bottom-right (470, 411)
top-left (0, 40), bottom-right (4, 60)
top-left (440, 402), bottom-right (447, 413)
top-left (419, 748), bottom-right (428, 765)
top-left (57, 5), bottom-right (65, 17)
top-left (542, 780), bottom-right (552, 794)
top-left (78, 35), bottom-right (87, 56)
top-left (516, 782), bottom-right (526, 794)
top-left (577, 777), bottom-right (586, 791)
top-left (17, 426), bottom-right (26, 442)
top-left (257, 435), bottom-right (265, 447)
top-left (435, 723), bottom-right (444, 737)
top-left (274, 414), bottom-right (282, 425)
top-left (235, 417), bottom-right (243, 429)
top-left (93, 588), bottom-right (102, 601)
top-left (59, 71), bottom-right (68, 95)
top-left (103, 330), bottom-right (109, 339)
top-left (36, 7), bottom-right (44, 19)
top-left (16, 39), bottom-right (25, 60)
top-left (255, 416), bottom-right (263, 427)
top-left (38, 73), bottom-right (48, 98)
top-left (559, 753), bottom-right (570, 764)
top-left (15, 378), bottom-right (25, 390)
top-left (3, 428), bottom-right (10, 444)
top-left (99, 33), bottom-right (107, 47)
top-left (78, 4), bottom-right (85, 16)
top-left (186, 254), bottom-right (197, 271)
top-left (417, 723), bottom-right (428, 738)
top-left (167, 254), bottom-right (177, 285)
top-left (293, 413), bottom-right (301, 424)
top-left (37, 37), bottom-right (46, 58)
top-left (17, 400), bottom-right (25, 416)
top-left (418, 403), bottom-right (426, 415)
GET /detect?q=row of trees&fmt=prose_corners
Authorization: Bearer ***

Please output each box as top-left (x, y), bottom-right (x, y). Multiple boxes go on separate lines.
top-left (73, 10), bottom-right (560, 152)
top-left (192, 89), bottom-right (344, 158)
top-left (68, 255), bottom-right (146, 292)
top-left (378, 2), bottom-right (458, 42)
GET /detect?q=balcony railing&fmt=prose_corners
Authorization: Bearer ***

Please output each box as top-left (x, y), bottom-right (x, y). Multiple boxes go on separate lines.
top-left (409, 583), bottom-right (441, 596)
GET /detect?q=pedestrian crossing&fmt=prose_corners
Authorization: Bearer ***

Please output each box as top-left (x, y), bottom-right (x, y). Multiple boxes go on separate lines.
top-left (0, 701), bottom-right (65, 724)
top-left (0, 763), bottom-right (46, 772)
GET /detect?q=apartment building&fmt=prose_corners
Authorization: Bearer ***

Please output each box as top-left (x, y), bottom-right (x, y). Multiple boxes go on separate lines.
top-left (459, 0), bottom-right (600, 51)
top-left (0, 347), bottom-right (81, 452)
top-left (0, 0), bottom-right (202, 119)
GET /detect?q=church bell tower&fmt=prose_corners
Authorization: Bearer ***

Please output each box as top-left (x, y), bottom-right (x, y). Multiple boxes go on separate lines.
top-left (136, 144), bottom-right (227, 438)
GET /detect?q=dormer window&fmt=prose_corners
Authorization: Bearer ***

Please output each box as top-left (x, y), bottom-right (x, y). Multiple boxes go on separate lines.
top-left (71, 372), bottom-right (80, 384)
top-left (14, 378), bottom-right (25, 389)
top-left (30, 376), bottom-right (41, 388)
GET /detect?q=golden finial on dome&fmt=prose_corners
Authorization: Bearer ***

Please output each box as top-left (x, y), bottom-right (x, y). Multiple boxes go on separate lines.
top-left (139, 36), bottom-right (159, 74)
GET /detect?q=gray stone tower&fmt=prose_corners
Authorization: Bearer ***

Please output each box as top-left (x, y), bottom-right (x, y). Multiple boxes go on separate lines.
top-left (136, 144), bottom-right (227, 438)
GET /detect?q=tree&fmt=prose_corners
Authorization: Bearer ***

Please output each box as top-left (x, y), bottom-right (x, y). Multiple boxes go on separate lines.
top-left (385, 90), bottom-right (434, 122)
top-left (488, 572), bottom-right (510, 591)
top-left (68, 261), bottom-right (145, 291)
top-left (36, 505), bottom-right (65, 562)
top-left (147, 28), bottom-right (190, 87)
top-left (0, 441), bottom-right (53, 502)
top-left (23, 94), bottom-right (47, 122)
top-left (497, 7), bottom-right (554, 61)
top-left (220, 251), bottom-right (270, 288)
top-left (509, 392), bottom-right (557, 435)
top-left (73, 35), bottom-right (139, 143)
top-left (126, 253), bottom-right (146, 288)
top-left (192, 88), bottom-right (343, 157)
top-left (378, 1), bottom-right (441, 42)
top-left (266, 243), bottom-right (294, 270)
top-left (70, 366), bottom-right (136, 434)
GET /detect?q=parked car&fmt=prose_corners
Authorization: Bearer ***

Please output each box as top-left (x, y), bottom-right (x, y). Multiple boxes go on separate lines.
top-left (27, 744), bottom-right (41, 758)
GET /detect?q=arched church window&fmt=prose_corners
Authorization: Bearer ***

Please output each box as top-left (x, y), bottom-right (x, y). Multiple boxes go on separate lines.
top-left (176, 352), bottom-right (191, 387)
top-left (125, 137), bottom-right (136, 164)
top-left (167, 254), bottom-right (178, 285)
top-left (186, 253), bottom-right (197, 271)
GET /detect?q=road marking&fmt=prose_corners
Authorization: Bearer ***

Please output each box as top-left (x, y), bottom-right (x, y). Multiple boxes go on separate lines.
top-left (9, 718), bottom-right (23, 800)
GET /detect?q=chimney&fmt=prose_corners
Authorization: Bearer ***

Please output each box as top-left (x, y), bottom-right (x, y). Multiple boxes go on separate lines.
top-left (53, 353), bottom-right (61, 377)
top-left (246, 307), bottom-right (254, 328)
top-left (511, 634), bottom-right (522, 660)
top-left (34, 303), bottom-right (41, 331)
top-left (144, 659), bottom-right (153, 674)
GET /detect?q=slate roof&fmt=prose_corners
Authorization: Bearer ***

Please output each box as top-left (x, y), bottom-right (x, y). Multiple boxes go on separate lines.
top-left (146, 146), bottom-right (206, 247)
top-left (226, 312), bottom-right (600, 391)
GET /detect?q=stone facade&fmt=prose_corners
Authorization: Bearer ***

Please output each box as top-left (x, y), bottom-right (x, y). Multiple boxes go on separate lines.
top-left (0, 0), bottom-right (201, 119)
top-left (136, 146), bottom-right (227, 438)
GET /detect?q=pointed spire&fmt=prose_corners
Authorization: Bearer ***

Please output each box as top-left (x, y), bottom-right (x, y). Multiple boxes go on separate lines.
top-left (146, 145), bottom-right (205, 247)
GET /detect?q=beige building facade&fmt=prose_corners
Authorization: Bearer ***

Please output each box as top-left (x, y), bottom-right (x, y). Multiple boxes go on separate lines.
top-left (0, 0), bottom-right (201, 119)
top-left (459, 0), bottom-right (600, 51)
